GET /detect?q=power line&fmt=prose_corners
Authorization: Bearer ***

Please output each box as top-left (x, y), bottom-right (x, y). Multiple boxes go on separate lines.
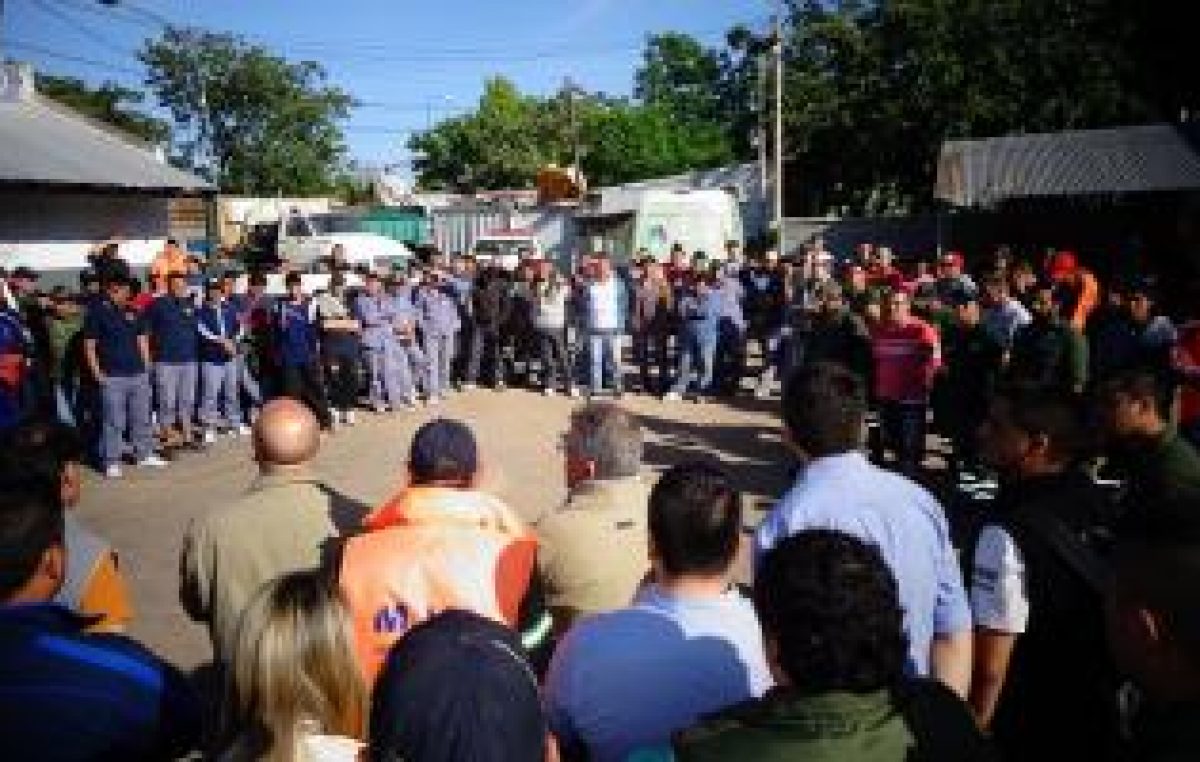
top-left (30, 0), bottom-right (135, 56)
top-left (50, 0), bottom-right (160, 29)
top-left (3, 39), bottom-right (144, 77)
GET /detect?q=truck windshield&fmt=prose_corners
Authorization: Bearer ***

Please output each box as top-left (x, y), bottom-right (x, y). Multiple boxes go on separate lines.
top-left (474, 239), bottom-right (532, 259)
top-left (308, 214), bottom-right (363, 235)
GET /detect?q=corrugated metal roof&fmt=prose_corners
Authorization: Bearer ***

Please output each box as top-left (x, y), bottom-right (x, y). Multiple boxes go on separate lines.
top-left (0, 92), bottom-right (212, 193)
top-left (935, 124), bottom-right (1200, 207)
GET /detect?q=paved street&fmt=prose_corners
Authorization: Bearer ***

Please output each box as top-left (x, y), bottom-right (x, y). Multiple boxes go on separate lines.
top-left (76, 390), bottom-right (790, 673)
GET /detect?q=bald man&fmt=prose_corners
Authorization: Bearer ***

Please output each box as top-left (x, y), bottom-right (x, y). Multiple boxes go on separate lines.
top-left (179, 399), bottom-right (368, 662)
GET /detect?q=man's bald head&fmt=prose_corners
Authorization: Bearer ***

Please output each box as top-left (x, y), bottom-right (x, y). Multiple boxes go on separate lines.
top-left (253, 399), bottom-right (320, 468)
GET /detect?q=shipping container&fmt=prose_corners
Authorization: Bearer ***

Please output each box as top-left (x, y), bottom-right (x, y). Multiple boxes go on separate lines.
top-left (432, 206), bottom-right (576, 266)
top-left (360, 206), bottom-right (430, 246)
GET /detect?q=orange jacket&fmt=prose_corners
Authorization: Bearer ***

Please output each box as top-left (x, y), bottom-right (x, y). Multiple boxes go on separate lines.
top-left (339, 487), bottom-right (536, 685)
top-left (150, 248), bottom-right (189, 282)
top-left (1064, 269), bottom-right (1099, 332)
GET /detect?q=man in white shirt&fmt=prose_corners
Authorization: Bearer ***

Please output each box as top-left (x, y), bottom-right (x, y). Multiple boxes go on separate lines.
top-left (583, 254), bottom-right (628, 398)
top-left (545, 463), bottom-right (773, 762)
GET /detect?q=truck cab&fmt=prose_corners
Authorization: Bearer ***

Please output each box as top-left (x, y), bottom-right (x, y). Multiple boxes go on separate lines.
top-left (276, 208), bottom-right (413, 273)
top-left (471, 229), bottom-right (544, 271)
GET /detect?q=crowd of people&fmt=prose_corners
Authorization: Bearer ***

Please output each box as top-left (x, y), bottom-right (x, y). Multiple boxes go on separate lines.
top-left (2, 235), bottom-right (1200, 761)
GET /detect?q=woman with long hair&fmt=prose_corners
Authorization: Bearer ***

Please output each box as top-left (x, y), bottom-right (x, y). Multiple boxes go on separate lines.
top-left (220, 569), bottom-right (366, 762)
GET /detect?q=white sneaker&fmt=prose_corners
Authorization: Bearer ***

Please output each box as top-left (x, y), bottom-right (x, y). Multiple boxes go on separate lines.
top-left (237, 424), bottom-right (252, 437)
top-left (344, 410), bottom-right (357, 426)
top-left (462, 383), bottom-right (478, 391)
top-left (202, 429), bottom-right (216, 445)
top-left (104, 464), bottom-right (123, 479)
top-left (568, 387), bottom-right (581, 398)
top-left (664, 391), bottom-right (683, 402)
top-left (137, 454), bottom-right (169, 469)
top-left (544, 388), bottom-right (556, 397)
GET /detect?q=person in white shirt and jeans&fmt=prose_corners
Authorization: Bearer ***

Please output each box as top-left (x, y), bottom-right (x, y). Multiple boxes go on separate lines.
top-left (582, 255), bottom-right (629, 398)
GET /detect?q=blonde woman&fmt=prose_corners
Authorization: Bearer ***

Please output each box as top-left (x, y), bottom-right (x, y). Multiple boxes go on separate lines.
top-left (220, 570), bottom-right (366, 762)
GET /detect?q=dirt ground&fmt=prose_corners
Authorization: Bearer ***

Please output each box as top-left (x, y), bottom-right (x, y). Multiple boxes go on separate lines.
top-left (76, 388), bottom-right (791, 673)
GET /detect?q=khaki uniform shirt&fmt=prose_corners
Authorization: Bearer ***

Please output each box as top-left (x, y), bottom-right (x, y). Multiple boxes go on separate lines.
top-left (179, 470), bottom-right (365, 662)
top-left (534, 476), bottom-right (650, 631)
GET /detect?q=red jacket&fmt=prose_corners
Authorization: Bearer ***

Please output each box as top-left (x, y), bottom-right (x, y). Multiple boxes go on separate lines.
top-left (870, 318), bottom-right (942, 403)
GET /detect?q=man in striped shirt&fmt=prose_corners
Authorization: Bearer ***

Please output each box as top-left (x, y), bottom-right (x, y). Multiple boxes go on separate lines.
top-left (870, 287), bottom-right (942, 475)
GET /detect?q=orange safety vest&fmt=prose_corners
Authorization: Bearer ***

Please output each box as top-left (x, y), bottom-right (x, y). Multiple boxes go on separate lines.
top-left (340, 487), bottom-right (537, 686)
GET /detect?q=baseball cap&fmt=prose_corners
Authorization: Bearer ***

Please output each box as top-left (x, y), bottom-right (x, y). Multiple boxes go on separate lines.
top-left (408, 418), bottom-right (478, 483)
top-left (370, 610), bottom-right (546, 762)
top-left (945, 286), bottom-right (979, 307)
top-left (1048, 251), bottom-right (1078, 278)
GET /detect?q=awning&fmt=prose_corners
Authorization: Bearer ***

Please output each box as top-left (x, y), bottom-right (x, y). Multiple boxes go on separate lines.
top-left (935, 123), bottom-right (1200, 207)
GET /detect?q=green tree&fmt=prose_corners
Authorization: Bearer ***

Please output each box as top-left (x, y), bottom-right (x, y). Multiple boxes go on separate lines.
top-left (36, 74), bottom-right (169, 145)
top-left (140, 27), bottom-right (353, 195)
top-left (635, 33), bottom-right (724, 123)
top-left (583, 102), bottom-right (733, 187)
top-left (410, 77), bottom-right (551, 191)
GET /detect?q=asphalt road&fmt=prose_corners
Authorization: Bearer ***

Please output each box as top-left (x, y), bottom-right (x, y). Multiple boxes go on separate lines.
top-left (76, 388), bottom-right (791, 672)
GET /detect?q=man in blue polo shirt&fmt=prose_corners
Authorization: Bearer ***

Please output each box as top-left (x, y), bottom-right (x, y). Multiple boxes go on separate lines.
top-left (274, 272), bottom-right (332, 429)
top-left (144, 272), bottom-right (200, 449)
top-left (755, 361), bottom-right (973, 697)
top-left (83, 277), bottom-right (168, 479)
top-left (0, 480), bottom-right (200, 758)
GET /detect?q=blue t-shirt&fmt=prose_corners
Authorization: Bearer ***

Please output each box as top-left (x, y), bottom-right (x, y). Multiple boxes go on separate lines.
top-left (545, 585), bottom-right (773, 762)
top-left (144, 295), bottom-right (199, 363)
top-left (275, 298), bottom-right (318, 367)
top-left (0, 603), bottom-right (200, 760)
top-left (755, 452), bottom-right (972, 676)
top-left (83, 298), bottom-right (147, 377)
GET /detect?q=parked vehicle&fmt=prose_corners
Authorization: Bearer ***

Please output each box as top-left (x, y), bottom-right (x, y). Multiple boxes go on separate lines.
top-left (576, 189), bottom-right (744, 263)
top-left (274, 208), bottom-right (413, 272)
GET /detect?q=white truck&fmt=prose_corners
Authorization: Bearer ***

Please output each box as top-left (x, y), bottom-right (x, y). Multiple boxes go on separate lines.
top-left (577, 188), bottom-right (744, 264)
top-left (471, 228), bottom-right (546, 270)
top-left (269, 208), bottom-right (413, 272)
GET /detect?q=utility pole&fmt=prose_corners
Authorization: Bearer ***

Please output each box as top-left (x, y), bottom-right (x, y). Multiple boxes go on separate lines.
top-left (565, 76), bottom-right (581, 179)
top-left (772, 3), bottom-right (785, 256)
top-left (757, 53), bottom-right (768, 199)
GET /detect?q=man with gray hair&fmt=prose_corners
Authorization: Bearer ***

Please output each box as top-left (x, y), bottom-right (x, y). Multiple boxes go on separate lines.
top-left (535, 403), bottom-right (650, 633)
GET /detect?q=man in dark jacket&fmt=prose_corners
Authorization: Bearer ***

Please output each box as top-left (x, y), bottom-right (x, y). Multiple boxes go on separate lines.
top-left (466, 264), bottom-right (512, 391)
top-left (803, 281), bottom-right (874, 387)
top-left (1097, 366), bottom-right (1200, 537)
top-left (1007, 284), bottom-right (1088, 395)
top-left (968, 388), bottom-right (1124, 762)
top-left (676, 530), bottom-right (993, 761)
top-left (938, 289), bottom-right (1004, 480)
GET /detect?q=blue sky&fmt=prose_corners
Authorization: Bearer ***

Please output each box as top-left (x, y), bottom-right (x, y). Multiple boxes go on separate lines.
top-left (4, 0), bottom-right (768, 166)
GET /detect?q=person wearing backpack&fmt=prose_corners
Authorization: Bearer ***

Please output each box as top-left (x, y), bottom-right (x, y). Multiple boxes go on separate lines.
top-left (968, 387), bottom-right (1125, 762)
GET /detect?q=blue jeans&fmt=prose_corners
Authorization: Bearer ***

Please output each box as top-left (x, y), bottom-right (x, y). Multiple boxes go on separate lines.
top-left (588, 331), bottom-right (624, 394)
top-left (200, 361), bottom-right (241, 428)
top-left (423, 333), bottom-right (454, 397)
top-left (100, 373), bottom-right (154, 466)
top-left (672, 333), bottom-right (717, 395)
top-left (154, 361), bottom-right (197, 430)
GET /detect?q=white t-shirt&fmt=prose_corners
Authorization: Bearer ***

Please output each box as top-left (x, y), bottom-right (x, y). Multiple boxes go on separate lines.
top-left (969, 524), bottom-right (1030, 634)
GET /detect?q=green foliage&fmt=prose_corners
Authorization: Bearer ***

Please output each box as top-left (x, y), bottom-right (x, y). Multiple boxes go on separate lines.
top-left (36, 74), bottom-right (169, 145)
top-left (779, 0), bottom-right (1194, 214)
top-left (411, 68), bottom-right (738, 192)
top-left (139, 27), bottom-right (353, 195)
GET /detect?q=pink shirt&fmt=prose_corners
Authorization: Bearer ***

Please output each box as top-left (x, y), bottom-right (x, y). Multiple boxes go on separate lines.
top-left (871, 318), bottom-right (941, 403)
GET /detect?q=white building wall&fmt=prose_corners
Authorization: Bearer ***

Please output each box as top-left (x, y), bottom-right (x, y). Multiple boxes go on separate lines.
top-left (0, 190), bottom-right (171, 273)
